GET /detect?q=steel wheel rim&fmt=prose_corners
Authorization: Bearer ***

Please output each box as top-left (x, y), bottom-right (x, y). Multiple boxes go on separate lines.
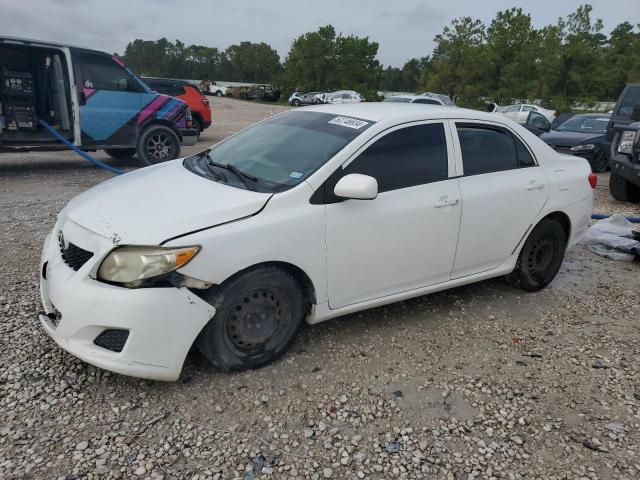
top-left (527, 233), bottom-right (557, 280)
top-left (225, 288), bottom-right (291, 351)
top-left (146, 133), bottom-right (174, 160)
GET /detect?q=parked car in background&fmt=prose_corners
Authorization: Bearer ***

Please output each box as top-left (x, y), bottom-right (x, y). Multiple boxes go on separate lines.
top-left (0, 36), bottom-right (197, 166)
top-left (383, 94), bottom-right (448, 105)
top-left (608, 104), bottom-right (640, 202)
top-left (417, 92), bottom-right (455, 106)
top-left (325, 91), bottom-right (364, 104)
top-left (208, 81), bottom-right (228, 97)
top-left (288, 91), bottom-right (325, 106)
top-left (142, 78), bottom-right (211, 138)
top-left (237, 84), bottom-right (280, 102)
top-left (491, 103), bottom-right (556, 123)
top-left (537, 113), bottom-right (611, 172)
top-left (39, 103), bottom-right (594, 381)
top-left (607, 84), bottom-right (640, 141)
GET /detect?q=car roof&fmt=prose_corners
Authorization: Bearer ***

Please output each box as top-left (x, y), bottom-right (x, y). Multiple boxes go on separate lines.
top-left (301, 102), bottom-right (506, 123)
top-left (0, 35), bottom-right (106, 56)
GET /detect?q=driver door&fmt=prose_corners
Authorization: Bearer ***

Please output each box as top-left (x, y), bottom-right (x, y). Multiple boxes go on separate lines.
top-left (72, 51), bottom-right (143, 147)
top-left (323, 121), bottom-right (462, 309)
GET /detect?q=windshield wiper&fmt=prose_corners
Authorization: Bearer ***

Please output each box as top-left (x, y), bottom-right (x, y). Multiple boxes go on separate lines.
top-left (207, 157), bottom-right (257, 190)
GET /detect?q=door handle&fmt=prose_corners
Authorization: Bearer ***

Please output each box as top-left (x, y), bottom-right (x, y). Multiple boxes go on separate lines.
top-left (434, 197), bottom-right (459, 208)
top-left (525, 181), bottom-right (545, 190)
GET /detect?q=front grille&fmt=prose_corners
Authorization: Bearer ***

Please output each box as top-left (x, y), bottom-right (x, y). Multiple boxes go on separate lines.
top-left (94, 329), bottom-right (129, 352)
top-left (59, 238), bottom-right (93, 271)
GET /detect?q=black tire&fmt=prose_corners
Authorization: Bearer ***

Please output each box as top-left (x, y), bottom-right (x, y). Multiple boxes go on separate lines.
top-left (193, 118), bottom-right (202, 140)
top-left (507, 219), bottom-right (567, 292)
top-left (590, 151), bottom-right (608, 173)
top-left (136, 124), bottom-right (181, 166)
top-left (196, 266), bottom-right (305, 371)
top-left (215, 90), bottom-right (223, 97)
top-left (609, 171), bottom-right (640, 203)
top-left (104, 148), bottom-right (136, 160)
top-left (292, 99), bottom-right (301, 107)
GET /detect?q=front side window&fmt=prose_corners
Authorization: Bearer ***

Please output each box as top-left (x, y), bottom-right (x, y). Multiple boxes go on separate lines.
top-left (618, 87), bottom-right (640, 117)
top-left (457, 125), bottom-right (519, 175)
top-left (78, 53), bottom-right (141, 92)
top-left (184, 111), bottom-right (374, 193)
top-left (341, 123), bottom-right (448, 193)
top-left (522, 105), bottom-right (535, 112)
top-left (413, 98), bottom-right (441, 105)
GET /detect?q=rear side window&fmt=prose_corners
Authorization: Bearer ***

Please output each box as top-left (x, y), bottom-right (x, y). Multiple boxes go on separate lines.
top-left (343, 123), bottom-right (448, 192)
top-left (457, 126), bottom-right (519, 175)
top-left (617, 87), bottom-right (640, 117)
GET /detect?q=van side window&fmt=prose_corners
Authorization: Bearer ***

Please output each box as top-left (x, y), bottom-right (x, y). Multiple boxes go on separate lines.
top-left (457, 125), bottom-right (519, 175)
top-left (77, 54), bottom-right (142, 93)
top-left (343, 123), bottom-right (448, 193)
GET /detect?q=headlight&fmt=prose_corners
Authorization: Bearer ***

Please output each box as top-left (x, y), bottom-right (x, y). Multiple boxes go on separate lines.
top-left (570, 143), bottom-right (596, 152)
top-left (97, 245), bottom-right (200, 287)
top-left (618, 131), bottom-right (637, 155)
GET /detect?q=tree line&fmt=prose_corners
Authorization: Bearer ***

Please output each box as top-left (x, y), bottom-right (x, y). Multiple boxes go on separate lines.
top-left (121, 4), bottom-right (640, 108)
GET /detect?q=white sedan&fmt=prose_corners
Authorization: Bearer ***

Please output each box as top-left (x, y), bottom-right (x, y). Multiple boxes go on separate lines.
top-left (495, 104), bottom-right (556, 124)
top-left (39, 104), bottom-right (595, 381)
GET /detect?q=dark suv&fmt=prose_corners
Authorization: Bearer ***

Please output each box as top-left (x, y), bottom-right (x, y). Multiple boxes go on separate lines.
top-left (608, 84), bottom-right (640, 202)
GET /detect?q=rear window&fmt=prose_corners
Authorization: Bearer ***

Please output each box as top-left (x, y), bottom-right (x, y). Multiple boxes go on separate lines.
top-left (617, 86), bottom-right (640, 118)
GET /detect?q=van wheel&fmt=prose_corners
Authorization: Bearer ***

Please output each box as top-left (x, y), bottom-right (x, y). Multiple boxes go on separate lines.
top-left (137, 124), bottom-right (180, 166)
top-left (196, 266), bottom-right (305, 371)
top-left (506, 219), bottom-right (567, 292)
top-left (609, 172), bottom-right (640, 202)
top-left (104, 148), bottom-right (136, 160)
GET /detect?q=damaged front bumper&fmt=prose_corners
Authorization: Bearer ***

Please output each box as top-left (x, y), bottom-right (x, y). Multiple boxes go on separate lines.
top-left (39, 218), bottom-right (215, 381)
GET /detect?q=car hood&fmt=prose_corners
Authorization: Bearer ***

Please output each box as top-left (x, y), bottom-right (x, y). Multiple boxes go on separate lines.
top-left (63, 159), bottom-right (272, 245)
top-left (540, 130), bottom-right (605, 147)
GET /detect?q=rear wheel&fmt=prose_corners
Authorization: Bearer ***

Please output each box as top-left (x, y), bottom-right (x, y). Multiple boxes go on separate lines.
top-left (507, 219), bottom-right (567, 292)
top-left (215, 90), bottom-right (223, 97)
top-left (136, 124), bottom-right (181, 166)
top-left (609, 172), bottom-right (640, 203)
top-left (590, 151), bottom-right (608, 173)
top-left (193, 118), bottom-right (202, 139)
top-left (196, 266), bottom-right (305, 371)
top-left (104, 148), bottom-right (136, 160)
top-left (292, 99), bottom-right (301, 107)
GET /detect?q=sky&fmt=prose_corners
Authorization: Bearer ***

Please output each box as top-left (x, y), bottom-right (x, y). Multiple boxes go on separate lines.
top-left (3, 0), bottom-right (639, 67)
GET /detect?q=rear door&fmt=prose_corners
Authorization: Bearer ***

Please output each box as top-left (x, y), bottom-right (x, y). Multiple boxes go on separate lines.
top-left (451, 122), bottom-right (548, 278)
top-left (324, 121), bottom-right (462, 308)
top-left (72, 51), bottom-right (145, 147)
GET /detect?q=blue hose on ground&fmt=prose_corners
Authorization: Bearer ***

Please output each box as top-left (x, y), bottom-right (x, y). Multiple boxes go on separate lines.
top-left (37, 119), bottom-right (124, 175)
top-left (592, 213), bottom-right (640, 223)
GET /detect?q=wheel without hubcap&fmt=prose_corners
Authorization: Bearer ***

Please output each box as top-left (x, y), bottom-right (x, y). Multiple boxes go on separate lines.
top-left (196, 266), bottom-right (305, 371)
top-left (507, 218), bottom-right (567, 292)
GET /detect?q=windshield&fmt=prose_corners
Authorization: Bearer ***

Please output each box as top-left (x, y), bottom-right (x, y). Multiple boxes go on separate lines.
top-left (184, 110), bottom-right (374, 193)
top-left (556, 116), bottom-right (609, 134)
top-left (384, 97), bottom-right (412, 103)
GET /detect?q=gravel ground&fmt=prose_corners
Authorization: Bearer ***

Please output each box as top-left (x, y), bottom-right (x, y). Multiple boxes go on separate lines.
top-left (1, 97), bottom-right (640, 480)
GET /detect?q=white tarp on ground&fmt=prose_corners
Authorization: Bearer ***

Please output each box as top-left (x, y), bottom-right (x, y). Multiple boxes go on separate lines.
top-left (579, 214), bottom-right (640, 261)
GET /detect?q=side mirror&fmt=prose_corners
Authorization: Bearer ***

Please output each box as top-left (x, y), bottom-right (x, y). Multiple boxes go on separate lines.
top-left (118, 77), bottom-right (129, 91)
top-left (334, 174), bottom-right (378, 200)
top-left (631, 104), bottom-right (640, 122)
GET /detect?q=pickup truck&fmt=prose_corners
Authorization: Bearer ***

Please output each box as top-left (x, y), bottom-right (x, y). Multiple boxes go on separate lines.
top-left (607, 84), bottom-right (640, 202)
top-left (0, 36), bottom-right (197, 166)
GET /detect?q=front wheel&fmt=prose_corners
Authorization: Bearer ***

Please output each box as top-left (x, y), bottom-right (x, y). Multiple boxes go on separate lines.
top-left (292, 99), bottom-right (301, 107)
top-left (196, 266), bottom-right (305, 371)
top-left (609, 171), bottom-right (640, 203)
top-left (506, 219), bottom-right (567, 292)
top-left (136, 124), bottom-right (181, 166)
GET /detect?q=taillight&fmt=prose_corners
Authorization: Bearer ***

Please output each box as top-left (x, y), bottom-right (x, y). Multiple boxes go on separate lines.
top-left (201, 98), bottom-right (210, 106)
top-left (588, 173), bottom-right (597, 189)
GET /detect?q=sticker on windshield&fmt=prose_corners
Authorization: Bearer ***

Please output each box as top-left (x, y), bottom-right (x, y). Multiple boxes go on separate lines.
top-left (289, 171), bottom-right (303, 179)
top-left (328, 116), bottom-right (369, 130)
